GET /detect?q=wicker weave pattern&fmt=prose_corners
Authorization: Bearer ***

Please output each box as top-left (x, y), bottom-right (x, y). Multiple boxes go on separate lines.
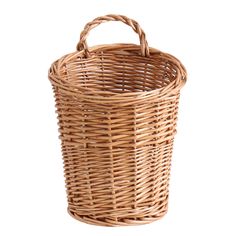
top-left (49, 15), bottom-right (186, 226)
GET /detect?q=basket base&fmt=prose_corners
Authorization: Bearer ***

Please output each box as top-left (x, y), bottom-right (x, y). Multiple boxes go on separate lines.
top-left (67, 206), bottom-right (168, 227)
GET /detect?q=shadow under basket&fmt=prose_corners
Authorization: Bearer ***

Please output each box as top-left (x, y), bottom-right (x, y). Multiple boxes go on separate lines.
top-left (48, 14), bottom-right (187, 226)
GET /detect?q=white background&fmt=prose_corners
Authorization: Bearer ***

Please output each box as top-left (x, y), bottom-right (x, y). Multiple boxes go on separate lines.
top-left (0, 0), bottom-right (235, 235)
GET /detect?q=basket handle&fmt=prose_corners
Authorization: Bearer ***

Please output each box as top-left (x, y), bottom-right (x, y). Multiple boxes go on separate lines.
top-left (76, 14), bottom-right (150, 57)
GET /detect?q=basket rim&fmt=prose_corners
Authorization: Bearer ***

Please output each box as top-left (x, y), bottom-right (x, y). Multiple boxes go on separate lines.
top-left (49, 43), bottom-right (187, 100)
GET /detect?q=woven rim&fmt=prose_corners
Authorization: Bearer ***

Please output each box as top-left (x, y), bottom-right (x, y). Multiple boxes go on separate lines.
top-left (49, 45), bottom-right (186, 102)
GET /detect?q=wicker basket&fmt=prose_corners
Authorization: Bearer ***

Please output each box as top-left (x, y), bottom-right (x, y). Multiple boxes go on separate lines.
top-left (49, 14), bottom-right (187, 226)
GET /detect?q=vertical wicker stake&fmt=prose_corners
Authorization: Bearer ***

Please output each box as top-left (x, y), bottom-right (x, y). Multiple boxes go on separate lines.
top-left (49, 14), bottom-right (187, 226)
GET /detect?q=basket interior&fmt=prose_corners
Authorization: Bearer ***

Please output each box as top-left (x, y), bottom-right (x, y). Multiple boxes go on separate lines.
top-left (64, 51), bottom-right (178, 94)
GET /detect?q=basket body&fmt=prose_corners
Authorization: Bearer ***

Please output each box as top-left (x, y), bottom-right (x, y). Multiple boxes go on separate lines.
top-left (49, 15), bottom-right (186, 226)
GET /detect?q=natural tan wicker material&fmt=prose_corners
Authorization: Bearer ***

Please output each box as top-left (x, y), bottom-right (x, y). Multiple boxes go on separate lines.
top-left (49, 14), bottom-right (187, 226)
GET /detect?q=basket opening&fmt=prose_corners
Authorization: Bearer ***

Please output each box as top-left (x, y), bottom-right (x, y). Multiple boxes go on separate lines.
top-left (64, 52), bottom-right (178, 94)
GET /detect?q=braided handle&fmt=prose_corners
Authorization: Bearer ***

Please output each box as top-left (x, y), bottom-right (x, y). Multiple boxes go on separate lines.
top-left (77, 14), bottom-right (150, 57)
